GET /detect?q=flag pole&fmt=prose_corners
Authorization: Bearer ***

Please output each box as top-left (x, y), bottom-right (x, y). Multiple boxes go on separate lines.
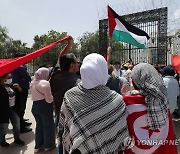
top-left (107, 29), bottom-right (110, 47)
top-left (107, 5), bottom-right (110, 47)
top-left (129, 44), bottom-right (131, 61)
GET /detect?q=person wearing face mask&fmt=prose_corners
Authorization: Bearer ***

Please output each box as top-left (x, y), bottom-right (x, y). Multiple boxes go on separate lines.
top-left (0, 74), bottom-right (10, 147)
top-left (30, 67), bottom-right (55, 153)
top-left (113, 61), bottom-right (122, 78)
top-left (0, 73), bottom-right (25, 147)
top-left (11, 53), bottom-right (32, 133)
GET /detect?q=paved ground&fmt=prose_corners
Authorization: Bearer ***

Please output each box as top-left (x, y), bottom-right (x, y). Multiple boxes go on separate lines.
top-left (0, 95), bottom-right (180, 154)
top-left (0, 95), bottom-right (58, 154)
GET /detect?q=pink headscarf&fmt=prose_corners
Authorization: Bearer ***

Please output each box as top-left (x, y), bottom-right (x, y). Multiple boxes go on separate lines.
top-left (30, 67), bottom-right (49, 86)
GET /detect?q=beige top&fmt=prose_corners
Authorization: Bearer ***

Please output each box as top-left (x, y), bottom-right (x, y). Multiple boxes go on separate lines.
top-left (30, 80), bottom-right (53, 103)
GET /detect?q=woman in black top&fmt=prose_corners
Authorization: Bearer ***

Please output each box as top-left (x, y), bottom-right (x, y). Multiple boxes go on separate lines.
top-left (0, 73), bottom-right (25, 147)
top-left (0, 74), bottom-right (10, 147)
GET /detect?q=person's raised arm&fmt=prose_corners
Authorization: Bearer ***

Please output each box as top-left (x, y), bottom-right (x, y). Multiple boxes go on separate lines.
top-left (107, 46), bottom-right (112, 68)
top-left (57, 36), bottom-right (73, 64)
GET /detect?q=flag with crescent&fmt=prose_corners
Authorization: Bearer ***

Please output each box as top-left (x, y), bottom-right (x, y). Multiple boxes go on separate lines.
top-left (123, 94), bottom-right (178, 154)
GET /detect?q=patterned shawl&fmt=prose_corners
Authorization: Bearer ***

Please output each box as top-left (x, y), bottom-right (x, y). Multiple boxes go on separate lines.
top-left (131, 63), bottom-right (168, 129)
top-left (59, 84), bottom-right (132, 154)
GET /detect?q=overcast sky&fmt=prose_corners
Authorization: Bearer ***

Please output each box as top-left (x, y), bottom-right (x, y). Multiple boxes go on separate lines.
top-left (0, 0), bottom-right (179, 47)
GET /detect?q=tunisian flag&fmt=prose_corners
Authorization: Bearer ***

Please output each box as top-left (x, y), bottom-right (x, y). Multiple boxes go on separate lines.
top-left (123, 94), bottom-right (178, 154)
top-left (0, 36), bottom-right (70, 77)
top-left (172, 54), bottom-right (180, 74)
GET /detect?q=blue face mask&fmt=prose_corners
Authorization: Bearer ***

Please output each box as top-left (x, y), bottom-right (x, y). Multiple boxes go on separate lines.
top-left (115, 66), bottom-right (120, 70)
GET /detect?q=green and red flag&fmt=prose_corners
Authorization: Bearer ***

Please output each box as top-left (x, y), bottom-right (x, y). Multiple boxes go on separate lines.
top-left (108, 5), bottom-right (150, 49)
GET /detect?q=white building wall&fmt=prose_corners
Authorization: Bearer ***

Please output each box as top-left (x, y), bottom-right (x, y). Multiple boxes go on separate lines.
top-left (167, 29), bottom-right (180, 64)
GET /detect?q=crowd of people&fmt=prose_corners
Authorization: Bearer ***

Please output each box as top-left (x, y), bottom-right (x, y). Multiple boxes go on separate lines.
top-left (0, 36), bottom-right (179, 154)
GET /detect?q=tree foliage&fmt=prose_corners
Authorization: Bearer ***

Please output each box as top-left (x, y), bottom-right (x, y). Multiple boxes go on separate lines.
top-left (78, 31), bottom-right (124, 62)
top-left (32, 30), bottom-right (78, 66)
top-left (108, 38), bottom-right (125, 63)
top-left (0, 25), bottom-right (30, 58)
top-left (78, 31), bottom-right (99, 60)
top-left (0, 24), bottom-right (125, 68)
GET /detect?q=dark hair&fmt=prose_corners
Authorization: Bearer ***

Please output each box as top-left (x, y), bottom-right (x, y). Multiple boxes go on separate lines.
top-left (39, 62), bottom-right (52, 68)
top-left (114, 61), bottom-right (121, 65)
top-left (0, 74), bottom-right (8, 82)
top-left (59, 53), bottom-right (76, 72)
top-left (174, 73), bottom-right (180, 82)
top-left (14, 52), bottom-right (26, 58)
top-left (76, 62), bottom-right (82, 78)
top-left (162, 65), bottom-right (175, 77)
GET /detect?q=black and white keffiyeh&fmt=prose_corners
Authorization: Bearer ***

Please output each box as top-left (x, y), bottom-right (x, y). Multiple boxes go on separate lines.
top-left (59, 53), bottom-right (132, 154)
top-left (59, 84), bottom-right (131, 154)
top-left (131, 63), bottom-right (168, 129)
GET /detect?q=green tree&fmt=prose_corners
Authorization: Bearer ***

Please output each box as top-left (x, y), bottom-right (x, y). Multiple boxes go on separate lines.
top-left (108, 38), bottom-right (126, 63)
top-left (78, 31), bottom-right (125, 62)
top-left (0, 25), bottom-right (29, 58)
top-left (78, 31), bottom-right (99, 60)
top-left (0, 25), bottom-right (9, 43)
top-left (10, 40), bottom-right (30, 54)
top-left (0, 25), bottom-right (10, 58)
top-left (32, 30), bottom-right (78, 66)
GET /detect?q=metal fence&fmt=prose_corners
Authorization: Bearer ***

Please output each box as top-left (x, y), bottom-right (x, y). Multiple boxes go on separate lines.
top-left (99, 7), bottom-right (168, 65)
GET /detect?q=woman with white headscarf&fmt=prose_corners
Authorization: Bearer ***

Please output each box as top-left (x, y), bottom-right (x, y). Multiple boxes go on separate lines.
top-left (123, 63), bottom-right (177, 154)
top-left (59, 53), bottom-right (132, 154)
top-left (30, 67), bottom-right (55, 153)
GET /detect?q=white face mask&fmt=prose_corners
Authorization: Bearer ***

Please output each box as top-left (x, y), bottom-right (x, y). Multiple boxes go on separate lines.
top-left (5, 78), bottom-right (12, 85)
top-left (48, 67), bottom-right (53, 73)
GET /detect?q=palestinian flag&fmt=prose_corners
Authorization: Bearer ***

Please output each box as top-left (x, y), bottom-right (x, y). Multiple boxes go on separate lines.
top-left (108, 6), bottom-right (150, 49)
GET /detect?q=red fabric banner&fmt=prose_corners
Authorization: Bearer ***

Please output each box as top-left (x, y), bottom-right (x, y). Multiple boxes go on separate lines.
top-left (103, 53), bottom-right (107, 61)
top-left (172, 54), bottom-right (180, 74)
top-left (0, 36), bottom-right (70, 77)
top-left (107, 5), bottom-right (116, 37)
top-left (123, 94), bottom-right (178, 154)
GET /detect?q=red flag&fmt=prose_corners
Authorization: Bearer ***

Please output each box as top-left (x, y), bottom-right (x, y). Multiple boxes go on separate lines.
top-left (172, 54), bottom-right (180, 74)
top-left (107, 5), bottom-right (116, 37)
top-left (123, 94), bottom-right (178, 154)
top-left (0, 36), bottom-right (70, 77)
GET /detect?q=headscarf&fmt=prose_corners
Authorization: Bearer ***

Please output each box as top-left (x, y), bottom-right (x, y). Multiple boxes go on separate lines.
top-left (31, 67), bottom-right (49, 86)
top-left (80, 53), bottom-right (108, 89)
top-left (162, 65), bottom-right (175, 77)
top-left (131, 63), bottom-right (168, 129)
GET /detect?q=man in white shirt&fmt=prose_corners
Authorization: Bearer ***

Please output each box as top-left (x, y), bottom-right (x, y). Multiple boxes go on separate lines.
top-left (162, 66), bottom-right (180, 114)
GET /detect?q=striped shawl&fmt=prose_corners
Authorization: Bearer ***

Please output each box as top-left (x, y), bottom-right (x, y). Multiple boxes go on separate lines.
top-left (59, 83), bottom-right (131, 154)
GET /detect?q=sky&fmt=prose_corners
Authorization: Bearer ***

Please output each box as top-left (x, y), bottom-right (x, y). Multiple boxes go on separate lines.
top-left (0, 0), bottom-right (180, 47)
